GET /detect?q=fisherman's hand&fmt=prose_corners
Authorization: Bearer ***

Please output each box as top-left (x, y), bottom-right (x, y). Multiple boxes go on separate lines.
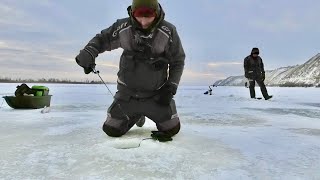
top-left (75, 46), bottom-right (98, 74)
top-left (245, 72), bottom-right (249, 78)
top-left (83, 66), bottom-right (95, 74)
top-left (157, 83), bottom-right (176, 106)
top-left (151, 131), bottom-right (173, 142)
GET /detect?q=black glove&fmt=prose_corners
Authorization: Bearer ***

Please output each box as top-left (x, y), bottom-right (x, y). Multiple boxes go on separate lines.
top-left (151, 131), bottom-right (173, 142)
top-left (83, 66), bottom-right (94, 74)
top-left (157, 83), bottom-right (176, 106)
top-left (261, 72), bottom-right (265, 81)
top-left (245, 72), bottom-right (249, 78)
top-left (75, 46), bottom-right (98, 74)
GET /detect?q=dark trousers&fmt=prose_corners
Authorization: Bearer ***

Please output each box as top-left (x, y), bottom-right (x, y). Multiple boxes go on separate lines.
top-left (102, 92), bottom-right (180, 137)
top-left (249, 80), bottom-right (269, 99)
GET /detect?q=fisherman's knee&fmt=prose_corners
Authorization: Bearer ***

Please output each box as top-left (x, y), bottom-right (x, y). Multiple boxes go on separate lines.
top-left (156, 117), bottom-right (181, 137)
top-left (164, 122), bottom-right (180, 136)
top-left (102, 115), bottom-right (128, 137)
top-left (102, 123), bottom-right (125, 137)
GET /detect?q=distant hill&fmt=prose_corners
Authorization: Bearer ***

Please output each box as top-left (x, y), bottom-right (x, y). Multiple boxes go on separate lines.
top-left (214, 53), bottom-right (320, 87)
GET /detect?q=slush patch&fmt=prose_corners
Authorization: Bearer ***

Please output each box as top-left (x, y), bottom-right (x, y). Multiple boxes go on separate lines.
top-left (112, 138), bottom-right (153, 149)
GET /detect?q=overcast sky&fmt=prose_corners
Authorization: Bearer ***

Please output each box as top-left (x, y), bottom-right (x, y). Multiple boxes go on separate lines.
top-left (0, 0), bottom-right (319, 85)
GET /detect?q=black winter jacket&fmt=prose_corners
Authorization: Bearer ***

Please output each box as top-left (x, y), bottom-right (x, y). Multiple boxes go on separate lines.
top-left (244, 55), bottom-right (265, 80)
top-left (82, 5), bottom-right (185, 96)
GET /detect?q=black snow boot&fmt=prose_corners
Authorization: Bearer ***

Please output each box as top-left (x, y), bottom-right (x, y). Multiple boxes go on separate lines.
top-left (135, 116), bottom-right (146, 127)
top-left (265, 95), bottom-right (273, 100)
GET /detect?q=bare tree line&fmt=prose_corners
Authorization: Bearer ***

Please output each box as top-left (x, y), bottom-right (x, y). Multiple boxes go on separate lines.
top-left (0, 77), bottom-right (112, 84)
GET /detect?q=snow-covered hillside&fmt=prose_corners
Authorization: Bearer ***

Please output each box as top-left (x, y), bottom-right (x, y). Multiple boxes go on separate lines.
top-left (215, 54), bottom-right (320, 87)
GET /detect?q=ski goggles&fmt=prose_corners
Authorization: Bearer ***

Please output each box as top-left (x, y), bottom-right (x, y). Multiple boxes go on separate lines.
top-left (133, 7), bottom-right (157, 17)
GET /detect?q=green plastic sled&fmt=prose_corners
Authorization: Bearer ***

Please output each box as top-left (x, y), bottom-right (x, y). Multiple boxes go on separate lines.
top-left (3, 95), bottom-right (52, 109)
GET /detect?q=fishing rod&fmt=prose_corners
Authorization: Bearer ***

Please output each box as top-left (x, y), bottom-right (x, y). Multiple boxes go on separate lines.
top-left (91, 67), bottom-right (130, 121)
top-left (91, 67), bottom-right (169, 147)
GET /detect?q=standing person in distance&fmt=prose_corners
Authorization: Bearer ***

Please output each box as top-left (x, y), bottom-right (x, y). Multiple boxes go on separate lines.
top-left (244, 48), bottom-right (272, 100)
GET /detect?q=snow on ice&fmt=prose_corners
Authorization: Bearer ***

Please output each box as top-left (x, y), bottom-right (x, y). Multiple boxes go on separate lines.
top-left (0, 83), bottom-right (319, 179)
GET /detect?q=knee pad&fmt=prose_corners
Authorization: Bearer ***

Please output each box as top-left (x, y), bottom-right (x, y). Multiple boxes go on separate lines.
top-left (102, 124), bottom-right (124, 137)
top-left (163, 122), bottom-right (181, 137)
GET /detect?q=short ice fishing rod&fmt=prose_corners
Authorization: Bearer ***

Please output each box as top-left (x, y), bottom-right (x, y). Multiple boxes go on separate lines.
top-left (91, 67), bottom-right (171, 147)
top-left (92, 67), bottom-right (130, 121)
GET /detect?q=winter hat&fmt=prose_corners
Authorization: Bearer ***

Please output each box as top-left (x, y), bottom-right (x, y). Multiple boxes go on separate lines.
top-left (132, 0), bottom-right (159, 17)
top-left (251, 47), bottom-right (260, 54)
